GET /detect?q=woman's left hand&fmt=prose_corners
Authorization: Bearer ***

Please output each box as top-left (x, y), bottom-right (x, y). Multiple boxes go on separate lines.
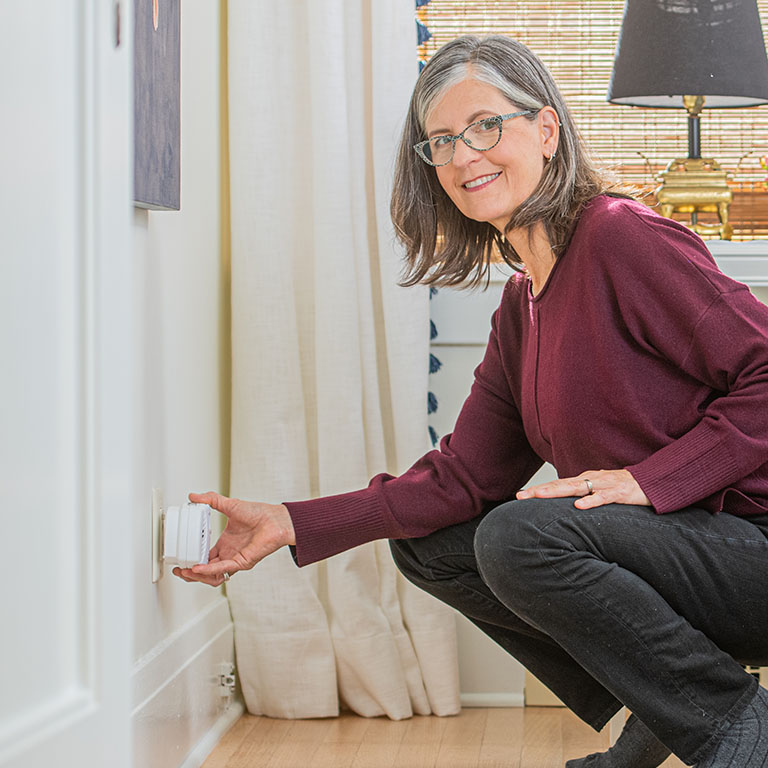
top-left (516, 469), bottom-right (651, 510)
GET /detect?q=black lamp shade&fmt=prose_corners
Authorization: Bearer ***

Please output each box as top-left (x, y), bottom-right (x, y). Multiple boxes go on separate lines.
top-left (608, 0), bottom-right (768, 108)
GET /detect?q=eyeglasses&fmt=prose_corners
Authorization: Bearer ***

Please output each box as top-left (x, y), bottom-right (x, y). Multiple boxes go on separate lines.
top-left (414, 110), bottom-right (537, 167)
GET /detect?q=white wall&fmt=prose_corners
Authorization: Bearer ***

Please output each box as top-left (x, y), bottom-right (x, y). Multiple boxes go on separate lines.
top-left (1, 2), bottom-right (134, 765)
top-left (0, 1), bottom-right (238, 764)
top-left (129, 2), bottom-right (239, 765)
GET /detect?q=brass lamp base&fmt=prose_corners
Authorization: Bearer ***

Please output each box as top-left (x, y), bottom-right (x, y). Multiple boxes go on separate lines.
top-left (655, 157), bottom-right (733, 240)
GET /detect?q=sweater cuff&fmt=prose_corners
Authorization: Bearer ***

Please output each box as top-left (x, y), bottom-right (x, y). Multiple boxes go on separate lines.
top-left (283, 487), bottom-right (394, 567)
top-left (627, 421), bottom-right (741, 514)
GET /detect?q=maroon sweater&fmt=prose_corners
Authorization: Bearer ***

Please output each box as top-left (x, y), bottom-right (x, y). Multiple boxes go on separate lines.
top-left (286, 195), bottom-right (768, 566)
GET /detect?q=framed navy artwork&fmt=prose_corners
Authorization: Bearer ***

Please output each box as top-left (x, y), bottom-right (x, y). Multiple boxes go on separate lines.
top-left (134, 0), bottom-right (180, 210)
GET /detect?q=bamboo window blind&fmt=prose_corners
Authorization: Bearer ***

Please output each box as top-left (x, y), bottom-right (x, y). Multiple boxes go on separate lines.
top-left (417, 0), bottom-right (768, 239)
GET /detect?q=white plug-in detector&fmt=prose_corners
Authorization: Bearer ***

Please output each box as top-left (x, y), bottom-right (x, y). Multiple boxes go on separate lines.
top-left (163, 502), bottom-right (212, 569)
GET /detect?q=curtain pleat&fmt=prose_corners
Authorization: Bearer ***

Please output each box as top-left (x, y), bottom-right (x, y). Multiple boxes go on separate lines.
top-left (226, 0), bottom-right (461, 719)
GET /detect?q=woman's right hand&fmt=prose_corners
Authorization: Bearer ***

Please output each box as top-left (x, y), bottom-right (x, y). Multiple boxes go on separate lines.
top-left (172, 491), bottom-right (296, 587)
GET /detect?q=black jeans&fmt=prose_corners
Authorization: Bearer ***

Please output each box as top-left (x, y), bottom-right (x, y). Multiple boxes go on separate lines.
top-left (389, 498), bottom-right (768, 764)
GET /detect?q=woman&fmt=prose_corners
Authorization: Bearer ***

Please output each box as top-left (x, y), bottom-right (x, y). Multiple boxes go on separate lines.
top-left (176, 36), bottom-right (768, 767)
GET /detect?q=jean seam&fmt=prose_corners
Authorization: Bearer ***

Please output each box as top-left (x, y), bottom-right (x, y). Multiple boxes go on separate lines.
top-left (554, 512), bottom-right (768, 550)
top-left (535, 513), bottom-right (731, 738)
top-left (399, 540), bottom-right (621, 731)
top-left (686, 680), bottom-right (760, 764)
top-left (420, 550), bottom-right (479, 570)
top-left (423, 567), bottom-right (521, 621)
top-left (592, 701), bottom-right (626, 733)
top-left (421, 570), bottom-right (620, 730)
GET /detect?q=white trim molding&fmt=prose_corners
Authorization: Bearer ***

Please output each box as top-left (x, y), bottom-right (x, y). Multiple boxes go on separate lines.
top-left (460, 692), bottom-right (525, 708)
top-left (132, 597), bottom-right (238, 768)
top-left (431, 241), bottom-right (768, 347)
top-left (707, 240), bottom-right (768, 286)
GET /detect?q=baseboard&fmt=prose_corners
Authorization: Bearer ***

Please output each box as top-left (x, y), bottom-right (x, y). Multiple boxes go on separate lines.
top-left (460, 668), bottom-right (768, 719)
top-left (179, 700), bottom-right (245, 768)
top-left (460, 692), bottom-right (525, 708)
top-left (132, 597), bottom-right (237, 768)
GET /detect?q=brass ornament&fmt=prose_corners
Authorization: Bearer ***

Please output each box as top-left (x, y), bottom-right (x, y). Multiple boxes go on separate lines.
top-left (654, 95), bottom-right (733, 240)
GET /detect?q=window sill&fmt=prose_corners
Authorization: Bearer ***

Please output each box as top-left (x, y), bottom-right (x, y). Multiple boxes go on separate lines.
top-left (477, 240), bottom-right (768, 286)
top-left (706, 240), bottom-right (768, 286)
top-left (430, 240), bottom-right (768, 346)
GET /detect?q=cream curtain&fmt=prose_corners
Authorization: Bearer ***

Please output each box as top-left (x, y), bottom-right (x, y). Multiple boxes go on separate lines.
top-left (226, 0), bottom-right (461, 719)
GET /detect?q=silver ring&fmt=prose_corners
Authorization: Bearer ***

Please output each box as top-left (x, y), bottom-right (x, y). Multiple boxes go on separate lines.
top-left (584, 478), bottom-right (594, 495)
top-left (222, 572), bottom-right (230, 582)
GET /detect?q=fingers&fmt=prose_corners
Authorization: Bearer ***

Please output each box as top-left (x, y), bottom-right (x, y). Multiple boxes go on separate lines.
top-left (517, 474), bottom-right (590, 500)
top-left (188, 490), bottom-right (217, 504)
top-left (517, 469), bottom-right (651, 508)
top-left (573, 489), bottom-right (609, 509)
top-left (188, 490), bottom-right (233, 516)
top-left (572, 476), bottom-right (605, 506)
top-left (172, 565), bottom-right (231, 588)
top-left (189, 559), bottom-right (239, 579)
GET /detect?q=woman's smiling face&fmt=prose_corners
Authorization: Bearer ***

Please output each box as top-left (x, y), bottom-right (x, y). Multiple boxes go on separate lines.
top-left (424, 78), bottom-right (557, 233)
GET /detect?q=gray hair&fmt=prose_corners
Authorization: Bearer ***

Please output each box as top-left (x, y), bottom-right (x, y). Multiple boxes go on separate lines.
top-left (392, 35), bottom-right (614, 288)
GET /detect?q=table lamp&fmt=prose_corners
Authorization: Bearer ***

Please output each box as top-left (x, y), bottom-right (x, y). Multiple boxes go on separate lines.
top-left (607, 0), bottom-right (768, 239)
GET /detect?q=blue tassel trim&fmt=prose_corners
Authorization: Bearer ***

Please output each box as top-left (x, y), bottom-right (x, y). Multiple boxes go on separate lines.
top-left (416, 20), bottom-right (432, 45)
top-left (428, 280), bottom-right (439, 441)
top-left (419, 0), bottom-right (436, 445)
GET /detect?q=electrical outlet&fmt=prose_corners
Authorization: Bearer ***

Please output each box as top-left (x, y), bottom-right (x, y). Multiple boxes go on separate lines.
top-left (218, 662), bottom-right (236, 699)
top-left (151, 488), bottom-right (164, 583)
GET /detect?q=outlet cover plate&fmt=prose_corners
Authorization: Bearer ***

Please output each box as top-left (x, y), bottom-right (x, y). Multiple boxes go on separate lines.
top-left (151, 488), bottom-right (163, 583)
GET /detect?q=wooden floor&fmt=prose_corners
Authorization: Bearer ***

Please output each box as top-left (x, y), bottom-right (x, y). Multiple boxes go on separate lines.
top-left (202, 708), bottom-right (686, 768)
